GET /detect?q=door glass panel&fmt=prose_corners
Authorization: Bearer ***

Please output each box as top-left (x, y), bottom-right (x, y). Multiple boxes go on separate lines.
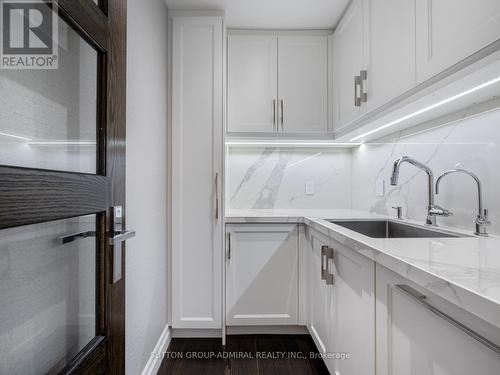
top-left (0, 215), bottom-right (97, 374)
top-left (0, 18), bottom-right (98, 174)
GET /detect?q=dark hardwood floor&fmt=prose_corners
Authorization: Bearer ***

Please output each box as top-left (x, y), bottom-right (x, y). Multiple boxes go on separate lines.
top-left (157, 335), bottom-right (330, 375)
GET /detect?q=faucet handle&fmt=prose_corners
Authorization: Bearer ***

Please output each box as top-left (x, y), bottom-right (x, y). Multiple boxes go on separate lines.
top-left (392, 206), bottom-right (403, 219)
top-left (429, 205), bottom-right (453, 217)
top-left (477, 209), bottom-right (491, 226)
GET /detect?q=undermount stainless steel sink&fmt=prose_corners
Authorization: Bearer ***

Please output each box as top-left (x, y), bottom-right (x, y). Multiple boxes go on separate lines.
top-left (328, 220), bottom-right (465, 239)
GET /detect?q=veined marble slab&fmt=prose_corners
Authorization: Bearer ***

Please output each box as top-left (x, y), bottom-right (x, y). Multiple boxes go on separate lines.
top-left (226, 209), bottom-right (500, 329)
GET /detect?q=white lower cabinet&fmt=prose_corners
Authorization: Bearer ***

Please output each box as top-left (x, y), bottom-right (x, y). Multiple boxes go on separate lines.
top-left (226, 224), bottom-right (299, 326)
top-left (331, 239), bottom-right (375, 375)
top-left (376, 264), bottom-right (500, 375)
top-left (306, 227), bottom-right (375, 375)
top-left (307, 228), bottom-right (335, 372)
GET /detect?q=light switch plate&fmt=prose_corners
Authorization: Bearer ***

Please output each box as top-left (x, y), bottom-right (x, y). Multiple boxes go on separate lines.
top-left (376, 178), bottom-right (385, 197)
top-left (305, 181), bottom-right (315, 195)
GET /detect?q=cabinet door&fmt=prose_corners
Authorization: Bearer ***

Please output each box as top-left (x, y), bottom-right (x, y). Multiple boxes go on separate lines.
top-left (376, 264), bottom-right (500, 375)
top-left (226, 224), bottom-right (298, 326)
top-left (366, 0), bottom-right (416, 112)
top-left (277, 36), bottom-right (328, 133)
top-left (331, 241), bottom-right (375, 375)
top-left (227, 35), bottom-right (278, 133)
top-left (333, 0), bottom-right (366, 131)
top-left (307, 228), bottom-right (335, 373)
top-left (416, 0), bottom-right (500, 83)
top-left (171, 17), bottom-right (223, 329)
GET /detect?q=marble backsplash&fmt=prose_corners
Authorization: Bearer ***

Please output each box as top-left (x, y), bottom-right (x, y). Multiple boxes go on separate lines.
top-left (226, 108), bottom-right (500, 235)
top-left (226, 147), bottom-right (353, 210)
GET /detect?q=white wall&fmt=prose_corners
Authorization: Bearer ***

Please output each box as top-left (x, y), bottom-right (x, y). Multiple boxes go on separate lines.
top-left (126, 0), bottom-right (169, 373)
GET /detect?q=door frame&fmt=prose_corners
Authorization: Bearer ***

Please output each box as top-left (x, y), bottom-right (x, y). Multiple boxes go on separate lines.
top-left (0, 0), bottom-right (127, 373)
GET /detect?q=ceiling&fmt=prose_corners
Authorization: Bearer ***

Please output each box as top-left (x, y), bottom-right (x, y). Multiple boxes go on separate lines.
top-left (164, 0), bottom-right (350, 29)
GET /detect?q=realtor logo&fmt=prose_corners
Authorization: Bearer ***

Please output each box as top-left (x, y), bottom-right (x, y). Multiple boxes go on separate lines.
top-left (1, 0), bottom-right (58, 69)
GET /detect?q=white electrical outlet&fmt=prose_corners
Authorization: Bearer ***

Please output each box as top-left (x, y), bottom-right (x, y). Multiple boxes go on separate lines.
top-left (305, 181), bottom-right (315, 195)
top-left (376, 178), bottom-right (385, 197)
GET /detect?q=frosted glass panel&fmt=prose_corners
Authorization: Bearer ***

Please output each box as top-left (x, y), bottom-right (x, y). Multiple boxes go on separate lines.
top-left (0, 215), bottom-right (97, 374)
top-left (0, 19), bottom-right (98, 174)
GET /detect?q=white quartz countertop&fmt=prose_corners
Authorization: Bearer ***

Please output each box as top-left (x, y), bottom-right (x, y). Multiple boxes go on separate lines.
top-left (226, 209), bottom-right (500, 328)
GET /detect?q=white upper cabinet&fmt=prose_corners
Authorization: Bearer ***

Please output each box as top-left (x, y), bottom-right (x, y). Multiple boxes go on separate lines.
top-left (416, 0), bottom-right (500, 83)
top-left (226, 224), bottom-right (299, 326)
top-left (333, 0), bottom-right (366, 131)
top-left (278, 36), bottom-right (328, 133)
top-left (227, 35), bottom-right (278, 133)
top-left (227, 33), bottom-right (329, 135)
top-left (366, 0), bottom-right (416, 112)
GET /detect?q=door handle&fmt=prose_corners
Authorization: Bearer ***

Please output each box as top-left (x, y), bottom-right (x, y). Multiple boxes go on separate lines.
top-left (109, 230), bottom-right (136, 246)
top-left (354, 75), bottom-right (362, 107)
top-left (359, 70), bottom-right (368, 103)
top-left (227, 232), bottom-right (231, 260)
top-left (60, 231), bottom-right (96, 244)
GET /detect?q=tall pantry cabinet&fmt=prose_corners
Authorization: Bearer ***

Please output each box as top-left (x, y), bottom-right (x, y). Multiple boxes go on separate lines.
top-left (170, 13), bottom-right (224, 332)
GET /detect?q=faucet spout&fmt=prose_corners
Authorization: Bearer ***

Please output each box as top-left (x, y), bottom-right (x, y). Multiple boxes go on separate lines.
top-left (436, 169), bottom-right (490, 236)
top-left (391, 156), bottom-right (437, 225)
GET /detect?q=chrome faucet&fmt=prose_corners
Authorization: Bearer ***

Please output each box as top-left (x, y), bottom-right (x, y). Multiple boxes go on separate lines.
top-left (436, 169), bottom-right (490, 236)
top-left (390, 156), bottom-right (452, 225)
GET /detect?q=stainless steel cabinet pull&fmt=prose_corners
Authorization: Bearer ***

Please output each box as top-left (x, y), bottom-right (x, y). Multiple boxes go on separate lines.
top-left (396, 284), bottom-right (500, 356)
top-left (354, 75), bottom-right (362, 107)
top-left (325, 247), bottom-right (335, 285)
top-left (215, 173), bottom-right (219, 220)
top-left (60, 231), bottom-right (96, 244)
top-left (359, 70), bottom-right (368, 103)
top-left (109, 230), bottom-right (136, 246)
top-left (280, 99), bottom-right (284, 130)
top-left (321, 245), bottom-right (328, 280)
top-left (321, 246), bottom-right (335, 284)
top-left (273, 99), bottom-right (276, 130)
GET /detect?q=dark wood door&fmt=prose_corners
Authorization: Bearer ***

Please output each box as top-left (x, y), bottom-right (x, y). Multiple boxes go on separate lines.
top-left (0, 0), bottom-right (126, 373)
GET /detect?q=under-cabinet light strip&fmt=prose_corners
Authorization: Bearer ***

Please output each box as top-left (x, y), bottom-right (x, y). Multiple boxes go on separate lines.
top-left (27, 141), bottom-right (97, 145)
top-left (350, 75), bottom-right (500, 142)
top-left (0, 132), bottom-right (32, 141)
top-left (226, 141), bottom-right (361, 147)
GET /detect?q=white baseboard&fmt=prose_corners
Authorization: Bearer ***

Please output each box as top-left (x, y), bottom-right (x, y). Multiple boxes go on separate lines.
top-left (226, 325), bottom-right (308, 335)
top-left (172, 328), bottom-right (222, 338)
top-left (141, 325), bottom-right (172, 375)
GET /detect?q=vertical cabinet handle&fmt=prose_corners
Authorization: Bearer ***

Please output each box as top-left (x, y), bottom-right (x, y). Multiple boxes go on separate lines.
top-left (321, 246), bottom-right (335, 284)
top-left (280, 99), bottom-right (284, 131)
top-left (359, 70), bottom-right (368, 103)
top-left (273, 99), bottom-right (276, 130)
top-left (354, 75), bottom-right (362, 107)
top-left (227, 232), bottom-right (231, 260)
top-left (215, 173), bottom-right (219, 220)
top-left (321, 245), bottom-right (328, 280)
top-left (325, 247), bottom-right (335, 285)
